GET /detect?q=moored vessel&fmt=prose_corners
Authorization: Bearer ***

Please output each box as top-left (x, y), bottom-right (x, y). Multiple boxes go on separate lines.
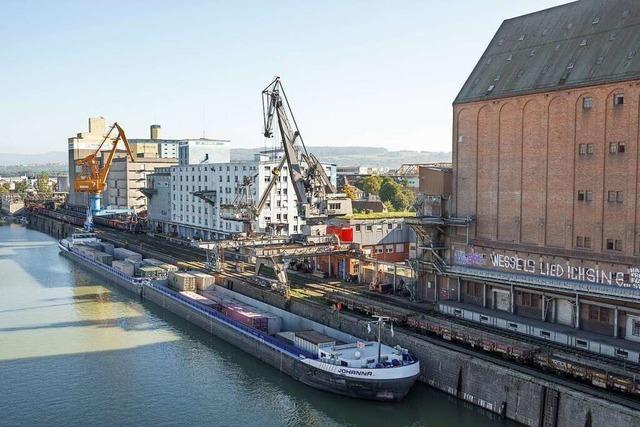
top-left (59, 233), bottom-right (420, 401)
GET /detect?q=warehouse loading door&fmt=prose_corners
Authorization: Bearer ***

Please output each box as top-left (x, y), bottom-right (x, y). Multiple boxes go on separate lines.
top-left (556, 299), bottom-right (574, 327)
top-left (493, 290), bottom-right (511, 312)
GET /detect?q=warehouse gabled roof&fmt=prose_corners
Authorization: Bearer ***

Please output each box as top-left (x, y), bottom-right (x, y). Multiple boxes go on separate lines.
top-left (455, 0), bottom-right (640, 104)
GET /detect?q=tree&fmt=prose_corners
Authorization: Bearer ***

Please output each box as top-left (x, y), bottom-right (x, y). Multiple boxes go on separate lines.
top-left (379, 178), bottom-right (401, 204)
top-left (392, 188), bottom-right (416, 211)
top-left (0, 182), bottom-right (8, 196)
top-left (342, 185), bottom-right (358, 200)
top-left (36, 173), bottom-right (52, 197)
top-left (14, 180), bottom-right (28, 195)
top-left (357, 175), bottom-right (383, 195)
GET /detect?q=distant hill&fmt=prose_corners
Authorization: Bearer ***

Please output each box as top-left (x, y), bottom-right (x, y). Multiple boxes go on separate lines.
top-left (231, 146), bottom-right (451, 169)
top-left (0, 151), bottom-right (67, 166)
top-left (0, 146), bottom-right (451, 172)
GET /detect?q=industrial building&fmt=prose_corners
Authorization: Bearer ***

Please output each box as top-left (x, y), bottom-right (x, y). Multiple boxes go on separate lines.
top-left (415, 0), bottom-right (640, 344)
top-left (145, 143), bottom-right (338, 240)
top-left (128, 124), bottom-right (181, 159)
top-left (103, 156), bottom-right (177, 212)
top-left (68, 119), bottom-right (181, 210)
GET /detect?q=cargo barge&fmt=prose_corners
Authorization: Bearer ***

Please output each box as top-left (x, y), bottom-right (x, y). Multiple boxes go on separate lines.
top-left (59, 233), bottom-right (420, 401)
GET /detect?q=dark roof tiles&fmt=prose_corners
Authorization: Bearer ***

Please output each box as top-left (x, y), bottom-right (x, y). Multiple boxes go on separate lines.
top-left (455, 0), bottom-right (640, 104)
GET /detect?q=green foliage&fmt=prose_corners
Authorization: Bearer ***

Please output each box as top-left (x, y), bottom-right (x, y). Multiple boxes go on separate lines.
top-left (357, 175), bottom-right (383, 195)
top-left (378, 178), bottom-right (399, 203)
top-left (392, 189), bottom-right (415, 211)
top-left (377, 177), bottom-right (416, 211)
top-left (36, 173), bottom-right (51, 196)
top-left (14, 181), bottom-right (28, 194)
top-left (342, 185), bottom-right (358, 200)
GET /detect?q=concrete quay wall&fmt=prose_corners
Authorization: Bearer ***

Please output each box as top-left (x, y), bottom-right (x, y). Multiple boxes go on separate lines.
top-left (231, 282), bottom-right (640, 427)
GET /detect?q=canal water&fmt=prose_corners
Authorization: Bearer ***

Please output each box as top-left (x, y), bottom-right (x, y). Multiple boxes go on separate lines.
top-left (0, 225), bottom-right (516, 427)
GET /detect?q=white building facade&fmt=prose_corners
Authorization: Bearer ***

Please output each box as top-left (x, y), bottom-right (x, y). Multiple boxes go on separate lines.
top-left (165, 152), bottom-right (337, 240)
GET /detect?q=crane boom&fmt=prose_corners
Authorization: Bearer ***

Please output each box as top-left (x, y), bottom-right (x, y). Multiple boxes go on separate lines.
top-left (261, 77), bottom-right (351, 223)
top-left (73, 122), bottom-right (135, 229)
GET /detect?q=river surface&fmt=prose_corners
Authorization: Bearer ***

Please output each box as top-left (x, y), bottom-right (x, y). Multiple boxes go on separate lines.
top-left (0, 225), bottom-right (517, 427)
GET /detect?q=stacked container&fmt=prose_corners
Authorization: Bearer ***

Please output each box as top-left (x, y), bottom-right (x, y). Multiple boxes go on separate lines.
top-left (191, 272), bottom-right (215, 290)
top-left (93, 251), bottom-right (113, 265)
top-left (113, 248), bottom-right (143, 262)
top-left (100, 242), bottom-right (115, 255)
top-left (159, 263), bottom-right (179, 273)
top-left (136, 266), bottom-right (164, 278)
top-left (168, 271), bottom-right (196, 291)
top-left (112, 260), bottom-right (135, 276)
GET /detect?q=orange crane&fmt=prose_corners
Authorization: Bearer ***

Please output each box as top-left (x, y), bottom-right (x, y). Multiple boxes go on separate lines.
top-left (74, 122), bottom-right (135, 230)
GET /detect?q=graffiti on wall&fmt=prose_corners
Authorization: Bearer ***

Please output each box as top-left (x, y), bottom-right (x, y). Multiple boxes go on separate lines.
top-left (454, 250), bottom-right (485, 267)
top-left (453, 250), bottom-right (640, 289)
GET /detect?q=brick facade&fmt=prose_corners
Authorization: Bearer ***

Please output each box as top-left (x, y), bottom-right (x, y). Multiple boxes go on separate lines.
top-left (453, 80), bottom-right (640, 261)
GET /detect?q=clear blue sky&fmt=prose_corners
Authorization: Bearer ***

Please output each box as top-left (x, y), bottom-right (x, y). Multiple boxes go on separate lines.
top-left (0, 0), bottom-right (566, 155)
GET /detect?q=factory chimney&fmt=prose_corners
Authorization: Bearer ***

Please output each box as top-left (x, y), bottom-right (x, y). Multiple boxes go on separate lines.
top-left (150, 124), bottom-right (161, 140)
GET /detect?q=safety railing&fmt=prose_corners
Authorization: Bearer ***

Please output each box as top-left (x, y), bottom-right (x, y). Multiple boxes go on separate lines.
top-left (69, 248), bottom-right (146, 286)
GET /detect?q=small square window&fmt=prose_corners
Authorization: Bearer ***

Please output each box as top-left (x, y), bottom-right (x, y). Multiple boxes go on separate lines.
top-left (586, 191), bottom-right (593, 202)
top-left (615, 240), bottom-right (623, 251)
top-left (608, 191), bottom-right (616, 202)
top-left (619, 143), bottom-right (626, 153)
top-left (606, 239), bottom-right (614, 250)
top-left (617, 191), bottom-right (624, 203)
top-left (610, 142), bottom-right (618, 153)
top-left (578, 144), bottom-right (586, 155)
top-left (584, 237), bottom-right (592, 248)
top-left (614, 94), bottom-right (624, 105)
top-left (582, 97), bottom-right (592, 109)
top-left (578, 191), bottom-right (585, 201)
top-left (576, 236), bottom-right (583, 247)
top-left (587, 144), bottom-right (594, 154)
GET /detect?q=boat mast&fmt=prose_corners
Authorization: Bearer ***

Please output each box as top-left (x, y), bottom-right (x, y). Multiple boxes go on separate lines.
top-left (367, 315), bottom-right (392, 363)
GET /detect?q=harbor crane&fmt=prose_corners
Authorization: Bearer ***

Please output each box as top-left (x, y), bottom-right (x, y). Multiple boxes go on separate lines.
top-left (197, 77), bottom-right (357, 298)
top-left (74, 122), bottom-right (135, 231)
top-left (261, 77), bottom-right (352, 233)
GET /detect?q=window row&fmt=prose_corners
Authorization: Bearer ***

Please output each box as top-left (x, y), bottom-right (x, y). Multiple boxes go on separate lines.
top-left (577, 142), bottom-right (625, 155)
top-left (581, 93), bottom-right (624, 110)
top-left (577, 190), bottom-right (623, 203)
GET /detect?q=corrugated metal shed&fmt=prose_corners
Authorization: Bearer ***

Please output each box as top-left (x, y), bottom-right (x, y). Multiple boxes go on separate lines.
top-left (455, 0), bottom-right (640, 104)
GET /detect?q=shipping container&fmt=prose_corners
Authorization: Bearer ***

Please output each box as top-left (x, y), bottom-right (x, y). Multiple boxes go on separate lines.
top-left (93, 251), bottom-right (113, 266)
top-left (100, 242), bottom-right (115, 255)
top-left (113, 248), bottom-right (143, 261)
top-left (158, 263), bottom-right (178, 272)
top-left (293, 331), bottom-right (335, 354)
top-left (179, 291), bottom-right (218, 307)
top-left (191, 272), bottom-right (215, 290)
top-left (112, 260), bottom-right (135, 276)
top-left (168, 272), bottom-right (196, 291)
top-left (136, 266), bottom-right (164, 278)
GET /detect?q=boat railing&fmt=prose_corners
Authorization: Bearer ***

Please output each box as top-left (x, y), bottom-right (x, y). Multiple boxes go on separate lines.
top-left (148, 283), bottom-right (317, 360)
top-left (70, 249), bottom-right (143, 286)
